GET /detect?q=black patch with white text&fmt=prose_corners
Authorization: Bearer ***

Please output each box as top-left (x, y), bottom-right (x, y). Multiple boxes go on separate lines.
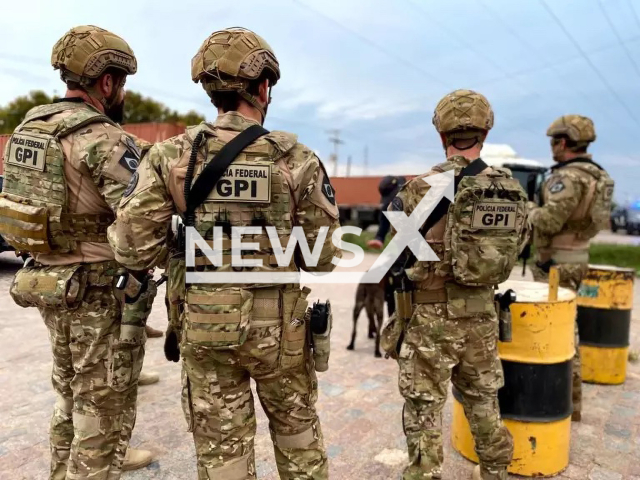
top-left (549, 181), bottom-right (565, 194)
top-left (123, 171), bottom-right (139, 197)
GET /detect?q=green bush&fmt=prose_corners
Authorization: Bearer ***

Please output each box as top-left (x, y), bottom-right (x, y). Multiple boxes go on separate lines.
top-left (589, 244), bottom-right (640, 275)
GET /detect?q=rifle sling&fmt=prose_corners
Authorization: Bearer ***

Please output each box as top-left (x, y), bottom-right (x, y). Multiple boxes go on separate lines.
top-left (185, 124), bottom-right (269, 216)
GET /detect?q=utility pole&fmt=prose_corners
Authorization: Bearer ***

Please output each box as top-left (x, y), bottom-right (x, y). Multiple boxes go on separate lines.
top-left (363, 145), bottom-right (369, 175)
top-left (346, 155), bottom-right (352, 177)
top-left (326, 129), bottom-right (344, 176)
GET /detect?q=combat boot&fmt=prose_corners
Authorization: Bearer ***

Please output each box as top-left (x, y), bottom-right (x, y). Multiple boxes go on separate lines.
top-left (472, 465), bottom-right (508, 480)
top-left (145, 325), bottom-right (164, 338)
top-left (123, 448), bottom-right (154, 471)
top-left (138, 371), bottom-right (159, 386)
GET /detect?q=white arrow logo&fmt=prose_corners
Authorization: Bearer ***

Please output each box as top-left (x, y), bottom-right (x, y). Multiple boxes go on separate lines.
top-left (185, 170), bottom-right (455, 284)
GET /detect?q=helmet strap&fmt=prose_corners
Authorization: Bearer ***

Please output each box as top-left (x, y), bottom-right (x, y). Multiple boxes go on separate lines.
top-left (238, 89), bottom-right (267, 124)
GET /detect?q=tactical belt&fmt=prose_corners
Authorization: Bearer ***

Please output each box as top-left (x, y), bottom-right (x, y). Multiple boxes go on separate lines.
top-left (413, 289), bottom-right (448, 304)
top-left (395, 288), bottom-right (448, 320)
top-left (552, 249), bottom-right (589, 264)
top-left (539, 249), bottom-right (589, 265)
top-left (193, 254), bottom-right (282, 267)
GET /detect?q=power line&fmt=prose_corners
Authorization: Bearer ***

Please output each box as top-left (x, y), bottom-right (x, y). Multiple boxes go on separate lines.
top-left (478, 0), bottom-right (640, 141)
top-left (597, 0), bottom-right (640, 80)
top-left (628, 0), bottom-right (640, 34)
top-left (539, 0), bottom-right (640, 126)
top-left (290, 0), bottom-right (448, 88)
top-left (405, 0), bottom-right (545, 103)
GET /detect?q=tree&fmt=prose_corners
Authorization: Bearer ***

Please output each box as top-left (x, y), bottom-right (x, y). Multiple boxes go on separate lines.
top-left (0, 90), bottom-right (205, 134)
top-left (0, 91), bottom-right (55, 134)
top-left (123, 91), bottom-right (205, 125)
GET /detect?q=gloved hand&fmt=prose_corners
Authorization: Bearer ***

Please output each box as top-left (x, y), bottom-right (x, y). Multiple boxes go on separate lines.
top-left (164, 327), bottom-right (180, 362)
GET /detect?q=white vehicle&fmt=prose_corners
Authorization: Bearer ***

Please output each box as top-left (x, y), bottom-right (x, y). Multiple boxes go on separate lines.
top-left (482, 144), bottom-right (548, 201)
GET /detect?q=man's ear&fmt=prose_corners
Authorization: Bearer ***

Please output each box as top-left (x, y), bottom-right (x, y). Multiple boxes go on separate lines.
top-left (439, 133), bottom-right (448, 148)
top-left (97, 73), bottom-right (114, 99)
top-left (258, 78), bottom-right (270, 106)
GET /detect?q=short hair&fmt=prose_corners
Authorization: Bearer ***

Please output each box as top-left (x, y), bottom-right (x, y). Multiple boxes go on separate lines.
top-left (208, 71), bottom-right (269, 113)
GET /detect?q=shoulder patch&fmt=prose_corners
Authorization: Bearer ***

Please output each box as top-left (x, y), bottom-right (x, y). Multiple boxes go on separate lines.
top-left (122, 134), bottom-right (142, 159)
top-left (318, 161), bottom-right (336, 205)
top-left (549, 180), bottom-right (565, 194)
top-left (119, 147), bottom-right (140, 174)
top-left (123, 171), bottom-right (139, 197)
top-left (391, 196), bottom-right (404, 211)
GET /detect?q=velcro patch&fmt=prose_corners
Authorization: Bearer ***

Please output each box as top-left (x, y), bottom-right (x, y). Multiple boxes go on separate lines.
top-left (549, 181), bottom-right (565, 194)
top-left (471, 202), bottom-right (518, 229)
top-left (322, 175), bottom-right (336, 205)
top-left (390, 196), bottom-right (404, 212)
top-left (118, 149), bottom-right (139, 174)
top-left (207, 163), bottom-right (271, 203)
top-left (123, 171), bottom-right (139, 197)
top-left (7, 133), bottom-right (49, 171)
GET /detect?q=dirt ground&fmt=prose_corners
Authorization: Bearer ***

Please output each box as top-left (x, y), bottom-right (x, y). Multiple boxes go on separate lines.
top-left (1, 251), bottom-right (640, 480)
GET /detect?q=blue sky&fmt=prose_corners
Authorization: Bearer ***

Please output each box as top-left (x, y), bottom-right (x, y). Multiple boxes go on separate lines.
top-left (1, 0), bottom-right (640, 201)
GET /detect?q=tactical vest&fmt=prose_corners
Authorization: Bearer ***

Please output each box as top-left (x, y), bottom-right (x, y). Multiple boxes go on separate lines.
top-left (185, 125), bottom-right (298, 288)
top-left (555, 161), bottom-right (614, 242)
top-left (0, 102), bottom-right (117, 254)
top-left (426, 162), bottom-right (528, 287)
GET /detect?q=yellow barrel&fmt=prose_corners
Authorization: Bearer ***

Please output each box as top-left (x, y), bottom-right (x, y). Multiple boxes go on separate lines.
top-left (577, 264), bottom-right (635, 385)
top-left (451, 280), bottom-right (576, 477)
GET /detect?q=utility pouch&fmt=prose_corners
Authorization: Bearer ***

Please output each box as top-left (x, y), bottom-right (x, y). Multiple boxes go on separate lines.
top-left (380, 315), bottom-right (407, 360)
top-left (394, 290), bottom-right (414, 321)
top-left (279, 286), bottom-right (311, 370)
top-left (10, 264), bottom-right (87, 309)
top-left (184, 287), bottom-right (254, 349)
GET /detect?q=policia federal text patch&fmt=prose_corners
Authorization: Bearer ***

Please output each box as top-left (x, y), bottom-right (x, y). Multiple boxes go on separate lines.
top-left (6, 133), bottom-right (50, 171)
top-left (207, 163), bottom-right (271, 203)
top-left (471, 201), bottom-right (518, 229)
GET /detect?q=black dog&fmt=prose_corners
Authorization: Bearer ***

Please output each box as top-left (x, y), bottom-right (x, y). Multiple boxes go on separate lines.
top-left (347, 278), bottom-right (385, 357)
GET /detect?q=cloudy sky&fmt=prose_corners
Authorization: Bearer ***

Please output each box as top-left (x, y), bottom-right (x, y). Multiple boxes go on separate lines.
top-left (1, 0), bottom-right (640, 201)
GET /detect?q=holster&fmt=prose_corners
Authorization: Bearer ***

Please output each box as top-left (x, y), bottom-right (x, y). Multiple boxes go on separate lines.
top-left (309, 300), bottom-right (332, 372)
top-left (117, 271), bottom-right (158, 344)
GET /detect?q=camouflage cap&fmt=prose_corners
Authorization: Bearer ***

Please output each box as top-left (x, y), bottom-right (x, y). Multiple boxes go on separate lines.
top-left (191, 27), bottom-right (280, 89)
top-left (432, 89), bottom-right (494, 134)
top-left (546, 115), bottom-right (596, 143)
top-left (51, 25), bottom-right (137, 85)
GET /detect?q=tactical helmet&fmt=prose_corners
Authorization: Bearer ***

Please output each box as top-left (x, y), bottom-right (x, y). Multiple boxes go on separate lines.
top-left (546, 115), bottom-right (596, 144)
top-left (379, 175), bottom-right (406, 198)
top-left (191, 27), bottom-right (280, 116)
top-left (51, 25), bottom-right (137, 86)
top-left (432, 89), bottom-right (494, 137)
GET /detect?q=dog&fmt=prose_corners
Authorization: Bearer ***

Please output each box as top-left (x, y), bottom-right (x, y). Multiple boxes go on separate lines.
top-left (347, 277), bottom-right (386, 357)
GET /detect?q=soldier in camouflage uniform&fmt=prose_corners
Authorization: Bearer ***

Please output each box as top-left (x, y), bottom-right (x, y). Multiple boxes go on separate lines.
top-left (381, 90), bottom-right (521, 480)
top-left (529, 115), bottom-right (614, 422)
top-left (108, 27), bottom-right (341, 479)
top-left (0, 26), bottom-right (155, 478)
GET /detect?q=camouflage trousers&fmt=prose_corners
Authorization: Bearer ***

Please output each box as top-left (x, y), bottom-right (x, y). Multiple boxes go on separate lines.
top-left (531, 261), bottom-right (588, 414)
top-left (397, 303), bottom-right (513, 480)
top-left (180, 288), bottom-right (328, 480)
top-left (40, 283), bottom-right (144, 480)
